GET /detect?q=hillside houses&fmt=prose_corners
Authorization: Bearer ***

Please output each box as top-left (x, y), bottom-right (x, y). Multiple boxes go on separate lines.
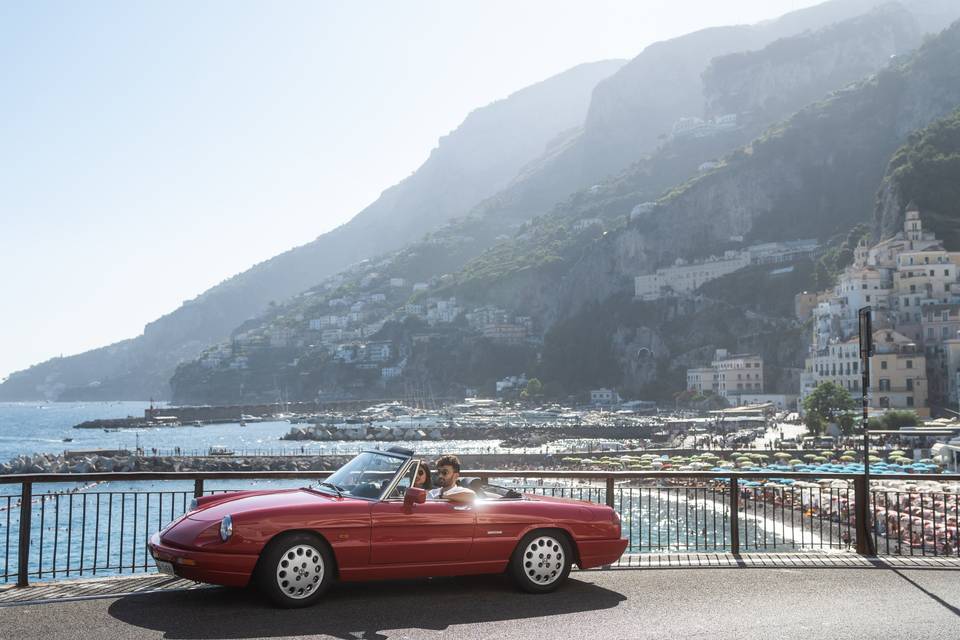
top-left (799, 208), bottom-right (960, 416)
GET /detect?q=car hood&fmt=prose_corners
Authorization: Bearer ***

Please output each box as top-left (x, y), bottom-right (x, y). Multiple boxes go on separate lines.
top-left (187, 488), bottom-right (336, 522)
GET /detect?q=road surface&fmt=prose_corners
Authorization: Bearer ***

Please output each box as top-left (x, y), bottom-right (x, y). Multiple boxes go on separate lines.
top-left (1, 564), bottom-right (957, 639)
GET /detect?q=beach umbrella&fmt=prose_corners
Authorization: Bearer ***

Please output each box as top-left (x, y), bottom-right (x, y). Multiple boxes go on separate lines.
top-left (889, 450), bottom-right (906, 457)
top-left (839, 455), bottom-right (855, 462)
top-left (843, 450), bottom-right (858, 457)
top-left (774, 452), bottom-right (792, 459)
top-left (803, 454), bottom-right (818, 461)
top-left (788, 459), bottom-right (803, 465)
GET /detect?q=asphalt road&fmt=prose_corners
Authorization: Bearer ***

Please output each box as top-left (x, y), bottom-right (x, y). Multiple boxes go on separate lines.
top-left (1, 566), bottom-right (958, 640)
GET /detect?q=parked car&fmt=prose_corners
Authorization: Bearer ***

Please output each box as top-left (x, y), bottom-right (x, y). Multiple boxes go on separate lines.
top-left (149, 447), bottom-right (627, 607)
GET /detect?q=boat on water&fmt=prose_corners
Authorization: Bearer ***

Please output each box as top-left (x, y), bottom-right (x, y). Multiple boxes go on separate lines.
top-left (208, 446), bottom-right (235, 456)
top-left (62, 437), bottom-right (73, 442)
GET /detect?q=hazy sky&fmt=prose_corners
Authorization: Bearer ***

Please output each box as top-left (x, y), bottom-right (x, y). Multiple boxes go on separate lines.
top-left (0, 0), bottom-right (824, 380)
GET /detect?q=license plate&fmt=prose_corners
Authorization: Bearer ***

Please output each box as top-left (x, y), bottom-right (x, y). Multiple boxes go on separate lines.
top-left (156, 560), bottom-right (175, 575)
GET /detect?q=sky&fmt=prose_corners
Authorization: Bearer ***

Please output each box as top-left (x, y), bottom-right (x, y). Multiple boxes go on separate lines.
top-left (0, 0), bottom-right (825, 381)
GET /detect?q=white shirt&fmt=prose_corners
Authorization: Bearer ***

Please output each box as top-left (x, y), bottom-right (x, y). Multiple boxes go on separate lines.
top-left (427, 485), bottom-right (474, 500)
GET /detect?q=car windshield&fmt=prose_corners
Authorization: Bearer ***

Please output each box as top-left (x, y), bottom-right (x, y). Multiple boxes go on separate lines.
top-left (314, 451), bottom-right (409, 499)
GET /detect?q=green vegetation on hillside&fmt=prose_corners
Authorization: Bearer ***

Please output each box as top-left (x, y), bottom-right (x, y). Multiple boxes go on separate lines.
top-left (887, 107), bottom-right (960, 248)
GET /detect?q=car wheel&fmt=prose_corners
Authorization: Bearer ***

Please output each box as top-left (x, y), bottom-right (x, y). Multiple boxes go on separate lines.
top-left (257, 532), bottom-right (333, 608)
top-left (509, 530), bottom-right (572, 593)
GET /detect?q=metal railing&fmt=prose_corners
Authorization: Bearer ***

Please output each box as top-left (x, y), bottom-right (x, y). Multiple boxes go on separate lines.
top-left (1, 470), bottom-right (958, 586)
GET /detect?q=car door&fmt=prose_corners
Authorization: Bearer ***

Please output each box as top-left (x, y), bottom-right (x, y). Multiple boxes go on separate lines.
top-left (370, 499), bottom-right (475, 564)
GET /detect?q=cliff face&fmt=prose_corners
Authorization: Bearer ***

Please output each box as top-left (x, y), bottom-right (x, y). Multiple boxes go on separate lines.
top-left (468, 0), bottom-right (960, 238)
top-left (702, 5), bottom-right (922, 123)
top-left (546, 19), bottom-right (960, 324)
top-left (576, 0), bottom-right (941, 181)
top-left (0, 61), bottom-right (621, 401)
top-left (874, 107), bottom-right (960, 244)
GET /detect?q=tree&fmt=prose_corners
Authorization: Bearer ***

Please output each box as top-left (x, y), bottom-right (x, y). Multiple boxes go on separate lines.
top-left (524, 378), bottom-right (543, 397)
top-left (803, 382), bottom-right (857, 434)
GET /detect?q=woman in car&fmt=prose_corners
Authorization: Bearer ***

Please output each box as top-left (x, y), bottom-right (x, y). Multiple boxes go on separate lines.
top-left (414, 461), bottom-right (433, 490)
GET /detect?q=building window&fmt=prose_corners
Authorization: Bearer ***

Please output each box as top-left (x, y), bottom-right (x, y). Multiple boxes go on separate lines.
top-left (906, 360), bottom-right (913, 369)
top-left (906, 378), bottom-right (914, 391)
top-left (879, 379), bottom-right (890, 391)
top-left (906, 396), bottom-right (914, 407)
top-left (866, 295), bottom-right (871, 302)
top-left (881, 361), bottom-right (888, 370)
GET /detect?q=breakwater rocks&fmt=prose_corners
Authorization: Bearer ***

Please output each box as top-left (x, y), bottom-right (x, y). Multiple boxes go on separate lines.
top-left (0, 452), bottom-right (353, 475)
top-left (282, 424), bottom-right (655, 444)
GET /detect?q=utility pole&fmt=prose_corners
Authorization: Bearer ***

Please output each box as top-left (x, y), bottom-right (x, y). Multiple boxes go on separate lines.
top-left (858, 306), bottom-right (876, 555)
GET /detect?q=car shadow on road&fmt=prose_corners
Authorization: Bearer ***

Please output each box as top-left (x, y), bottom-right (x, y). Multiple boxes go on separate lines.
top-left (108, 574), bottom-right (627, 640)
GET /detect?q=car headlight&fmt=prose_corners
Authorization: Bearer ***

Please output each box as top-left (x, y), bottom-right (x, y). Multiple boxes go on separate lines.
top-left (188, 498), bottom-right (198, 511)
top-left (219, 515), bottom-right (233, 542)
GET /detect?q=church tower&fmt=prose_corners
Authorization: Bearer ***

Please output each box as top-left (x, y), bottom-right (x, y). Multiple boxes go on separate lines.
top-left (904, 203), bottom-right (922, 242)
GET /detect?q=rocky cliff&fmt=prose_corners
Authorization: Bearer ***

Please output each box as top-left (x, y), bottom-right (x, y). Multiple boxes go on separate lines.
top-left (539, 19), bottom-right (960, 325)
top-left (703, 4), bottom-right (922, 123)
top-left (874, 107), bottom-right (960, 245)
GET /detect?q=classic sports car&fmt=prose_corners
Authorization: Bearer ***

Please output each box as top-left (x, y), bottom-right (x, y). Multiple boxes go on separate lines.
top-left (149, 447), bottom-right (627, 607)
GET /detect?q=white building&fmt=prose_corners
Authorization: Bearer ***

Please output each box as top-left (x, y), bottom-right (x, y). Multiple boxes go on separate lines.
top-left (635, 252), bottom-right (750, 300)
top-left (591, 388), bottom-right (621, 405)
top-left (574, 218), bottom-right (603, 231)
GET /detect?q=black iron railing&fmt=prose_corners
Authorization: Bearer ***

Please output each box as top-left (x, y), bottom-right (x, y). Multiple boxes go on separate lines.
top-left (1, 470), bottom-right (958, 586)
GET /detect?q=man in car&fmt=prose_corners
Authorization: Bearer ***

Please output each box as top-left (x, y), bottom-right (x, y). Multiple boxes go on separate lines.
top-left (427, 454), bottom-right (475, 503)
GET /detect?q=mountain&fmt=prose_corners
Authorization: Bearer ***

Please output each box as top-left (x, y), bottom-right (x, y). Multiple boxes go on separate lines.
top-left (480, 0), bottom-right (957, 223)
top-left (11, 0), bottom-right (960, 403)
top-left (874, 106), bottom-right (960, 245)
top-left (702, 4), bottom-right (921, 125)
top-left (489, 17), bottom-right (960, 327)
top-left (167, 7), bottom-right (960, 405)
top-left (0, 60), bottom-right (622, 401)
top-left (502, 18), bottom-right (960, 400)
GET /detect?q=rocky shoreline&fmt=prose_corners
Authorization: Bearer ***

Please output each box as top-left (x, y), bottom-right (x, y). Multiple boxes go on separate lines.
top-left (0, 451), bottom-right (353, 475)
top-left (281, 423), bottom-right (653, 445)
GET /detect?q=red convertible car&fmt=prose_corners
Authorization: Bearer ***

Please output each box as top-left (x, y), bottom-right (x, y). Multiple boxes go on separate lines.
top-left (149, 447), bottom-right (627, 607)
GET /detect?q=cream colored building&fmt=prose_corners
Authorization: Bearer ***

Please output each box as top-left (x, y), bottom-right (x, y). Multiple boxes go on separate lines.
top-left (635, 252), bottom-right (750, 300)
top-left (800, 330), bottom-right (928, 417)
top-left (687, 349), bottom-right (763, 400)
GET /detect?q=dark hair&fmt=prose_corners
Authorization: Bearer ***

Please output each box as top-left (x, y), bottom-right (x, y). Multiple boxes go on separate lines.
top-left (416, 461), bottom-right (433, 489)
top-left (435, 454), bottom-right (461, 473)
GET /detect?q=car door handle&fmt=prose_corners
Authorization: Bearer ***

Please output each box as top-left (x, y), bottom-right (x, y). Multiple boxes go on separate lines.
top-left (453, 505), bottom-right (472, 511)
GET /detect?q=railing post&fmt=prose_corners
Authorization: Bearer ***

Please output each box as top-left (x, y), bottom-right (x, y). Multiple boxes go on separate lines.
top-left (605, 477), bottom-right (615, 509)
top-left (17, 481), bottom-right (32, 587)
top-left (729, 476), bottom-right (740, 556)
top-left (194, 479), bottom-right (204, 498)
top-left (854, 476), bottom-right (873, 556)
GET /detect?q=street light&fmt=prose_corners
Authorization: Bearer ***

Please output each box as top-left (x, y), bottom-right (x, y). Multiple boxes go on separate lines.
top-left (858, 306), bottom-right (876, 556)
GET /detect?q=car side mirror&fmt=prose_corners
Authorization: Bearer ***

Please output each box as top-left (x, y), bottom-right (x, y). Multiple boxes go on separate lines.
top-left (404, 487), bottom-right (427, 508)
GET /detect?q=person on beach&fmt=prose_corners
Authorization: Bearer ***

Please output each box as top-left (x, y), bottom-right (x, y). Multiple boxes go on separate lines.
top-left (427, 454), bottom-right (474, 503)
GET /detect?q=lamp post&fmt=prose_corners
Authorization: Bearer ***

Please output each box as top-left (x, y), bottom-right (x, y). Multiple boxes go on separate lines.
top-left (858, 306), bottom-right (876, 555)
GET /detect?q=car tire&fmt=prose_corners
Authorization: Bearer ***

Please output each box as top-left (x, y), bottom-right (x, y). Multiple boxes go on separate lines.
top-left (509, 530), bottom-right (572, 593)
top-left (256, 532), bottom-right (334, 608)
